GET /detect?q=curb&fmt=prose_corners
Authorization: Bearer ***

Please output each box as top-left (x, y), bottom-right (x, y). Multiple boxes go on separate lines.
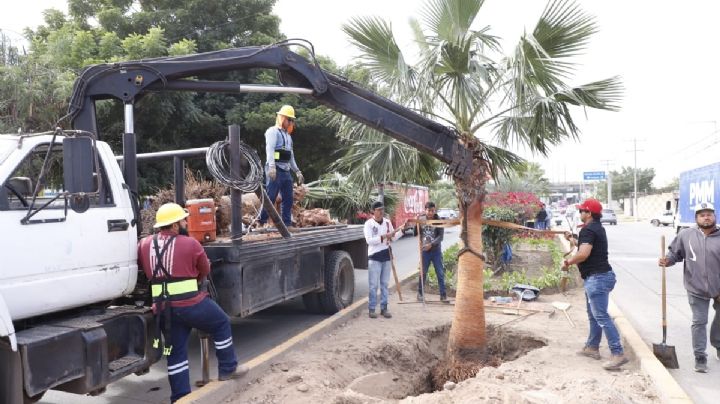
top-left (608, 300), bottom-right (692, 403)
top-left (178, 267), bottom-right (419, 404)
top-left (556, 235), bottom-right (692, 403)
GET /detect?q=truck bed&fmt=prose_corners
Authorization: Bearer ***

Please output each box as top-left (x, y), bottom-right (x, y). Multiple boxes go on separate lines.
top-left (204, 225), bottom-right (367, 317)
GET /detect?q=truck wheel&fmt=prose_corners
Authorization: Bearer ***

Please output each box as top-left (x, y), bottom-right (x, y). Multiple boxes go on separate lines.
top-left (651, 219), bottom-right (660, 227)
top-left (302, 292), bottom-right (324, 314)
top-left (320, 251), bottom-right (355, 314)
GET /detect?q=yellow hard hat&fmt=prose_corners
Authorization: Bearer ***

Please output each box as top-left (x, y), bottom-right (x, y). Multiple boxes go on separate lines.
top-left (276, 105), bottom-right (296, 119)
top-left (154, 203), bottom-right (189, 228)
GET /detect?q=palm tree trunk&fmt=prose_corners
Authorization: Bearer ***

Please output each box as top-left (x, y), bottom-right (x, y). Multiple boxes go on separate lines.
top-left (446, 195), bottom-right (486, 360)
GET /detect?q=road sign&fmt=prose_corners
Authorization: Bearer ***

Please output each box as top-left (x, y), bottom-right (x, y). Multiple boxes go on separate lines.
top-left (583, 171), bottom-right (606, 180)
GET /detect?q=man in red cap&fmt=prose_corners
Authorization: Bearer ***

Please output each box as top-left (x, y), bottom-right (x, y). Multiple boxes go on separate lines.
top-left (563, 198), bottom-right (628, 370)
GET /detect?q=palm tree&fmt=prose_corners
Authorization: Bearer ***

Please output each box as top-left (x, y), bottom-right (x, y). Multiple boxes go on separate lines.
top-left (492, 162), bottom-right (551, 196)
top-left (342, 0), bottom-right (622, 377)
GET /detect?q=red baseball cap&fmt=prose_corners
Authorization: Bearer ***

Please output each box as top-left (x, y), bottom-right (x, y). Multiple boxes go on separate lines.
top-left (577, 198), bottom-right (603, 214)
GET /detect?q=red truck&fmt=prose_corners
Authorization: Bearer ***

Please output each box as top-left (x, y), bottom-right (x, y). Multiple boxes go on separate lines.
top-left (385, 182), bottom-right (429, 235)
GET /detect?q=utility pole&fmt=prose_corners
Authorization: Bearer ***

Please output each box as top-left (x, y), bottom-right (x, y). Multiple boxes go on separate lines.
top-left (626, 138), bottom-right (645, 219)
top-left (600, 159), bottom-right (614, 208)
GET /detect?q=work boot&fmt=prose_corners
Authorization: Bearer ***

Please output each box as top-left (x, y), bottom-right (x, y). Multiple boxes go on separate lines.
top-left (369, 310), bottom-right (378, 319)
top-left (576, 346), bottom-right (601, 360)
top-left (440, 294), bottom-right (449, 303)
top-left (381, 308), bottom-right (392, 318)
top-left (695, 356), bottom-right (708, 373)
top-left (602, 354), bottom-right (629, 370)
top-left (219, 364), bottom-right (250, 381)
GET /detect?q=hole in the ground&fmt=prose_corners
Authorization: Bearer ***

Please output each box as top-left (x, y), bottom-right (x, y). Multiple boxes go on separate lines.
top-left (346, 323), bottom-right (546, 400)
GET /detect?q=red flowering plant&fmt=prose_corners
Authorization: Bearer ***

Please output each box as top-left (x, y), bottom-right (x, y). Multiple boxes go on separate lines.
top-left (484, 192), bottom-right (543, 224)
top-left (484, 192), bottom-right (552, 240)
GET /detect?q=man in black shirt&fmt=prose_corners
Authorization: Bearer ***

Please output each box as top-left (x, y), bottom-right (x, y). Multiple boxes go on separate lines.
top-left (417, 202), bottom-right (447, 302)
top-left (563, 198), bottom-right (627, 370)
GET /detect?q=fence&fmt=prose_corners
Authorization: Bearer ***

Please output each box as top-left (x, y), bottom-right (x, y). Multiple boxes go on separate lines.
top-left (620, 192), bottom-right (676, 220)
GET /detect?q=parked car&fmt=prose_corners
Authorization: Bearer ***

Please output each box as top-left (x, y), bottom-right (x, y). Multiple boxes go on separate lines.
top-left (651, 210), bottom-right (675, 227)
top-left (600, 209), bottom-right (617, 225)
top-left (437, 208), bottom-right (458, 219)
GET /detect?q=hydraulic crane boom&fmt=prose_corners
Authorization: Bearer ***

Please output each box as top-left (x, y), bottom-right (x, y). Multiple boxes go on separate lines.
top-left (67, 42), bottom-right (473, 195)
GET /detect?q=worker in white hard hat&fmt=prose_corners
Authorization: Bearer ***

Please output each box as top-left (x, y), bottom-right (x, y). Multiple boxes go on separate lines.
top-left (259, 105), bottom-right (303, 227)
top-left (137, 203), bottom-right (248, 402)
top-left (660, 201), bottom-right (720, 373)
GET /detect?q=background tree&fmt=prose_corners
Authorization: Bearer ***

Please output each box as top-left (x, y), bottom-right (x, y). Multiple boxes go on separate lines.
top-left (429, 180), bottom-right (458, 209)
top-left (5, 0), bottom-right (345, 193)
top-left (342, 0), bottom-right (622, 381)
top-left (490, 162), bottom-right (550, 196)
top-left (595, 166), bottom-right (655, 202)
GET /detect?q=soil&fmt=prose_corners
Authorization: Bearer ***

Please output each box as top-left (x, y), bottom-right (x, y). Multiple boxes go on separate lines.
top-left (226, 281), bottom-right (660, 404)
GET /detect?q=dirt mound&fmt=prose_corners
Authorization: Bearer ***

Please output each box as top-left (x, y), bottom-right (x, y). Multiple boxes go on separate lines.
top-left (228, 282), bottom-right (659, 404)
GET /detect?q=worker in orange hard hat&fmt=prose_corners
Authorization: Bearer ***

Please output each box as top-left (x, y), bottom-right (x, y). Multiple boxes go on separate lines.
top-left (259, 105), bottom-right (303, 227)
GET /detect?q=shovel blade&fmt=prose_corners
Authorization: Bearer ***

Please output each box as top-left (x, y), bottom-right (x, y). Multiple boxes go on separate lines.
top-left (652, 342), bottom-right (679, 369)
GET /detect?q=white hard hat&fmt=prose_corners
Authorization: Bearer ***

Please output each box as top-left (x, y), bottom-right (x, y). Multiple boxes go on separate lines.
top-left (694, 202), bottom-right (715, 214)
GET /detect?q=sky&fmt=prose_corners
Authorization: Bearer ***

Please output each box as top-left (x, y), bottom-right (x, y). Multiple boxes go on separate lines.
top-left (2, 0), bottom-right (720, 187)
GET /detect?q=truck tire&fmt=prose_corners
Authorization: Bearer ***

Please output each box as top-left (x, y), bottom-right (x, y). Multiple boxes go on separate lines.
top-left (320, 251), bottom-right (355, 314)
top-left (302, 292), bottom-right (324, 314)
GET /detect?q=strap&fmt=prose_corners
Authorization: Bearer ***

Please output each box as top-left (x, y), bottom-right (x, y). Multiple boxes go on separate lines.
top-left (152, 234), bottom-right (177, 279)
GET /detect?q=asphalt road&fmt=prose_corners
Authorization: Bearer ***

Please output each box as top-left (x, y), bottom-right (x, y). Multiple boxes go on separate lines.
top-left (41, 227), bottom-right (460, 403)
top-left (606, 221), bottom-right (717, 404)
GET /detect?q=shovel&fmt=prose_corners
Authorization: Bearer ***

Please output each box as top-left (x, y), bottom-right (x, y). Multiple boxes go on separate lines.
top-left (653, 235), bottom-right (679, 369)
top-left (388, 246), bottom-right (403, 301)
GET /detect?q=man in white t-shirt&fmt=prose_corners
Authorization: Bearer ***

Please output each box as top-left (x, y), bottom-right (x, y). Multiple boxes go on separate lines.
top-left (363, 201), bottom-right (404, 318)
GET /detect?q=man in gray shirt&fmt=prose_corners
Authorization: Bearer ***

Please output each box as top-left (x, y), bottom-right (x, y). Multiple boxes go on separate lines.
top-left (660, 202), bottom-right (720, 372)
top-left (258, 105), bottom-right (303, 227)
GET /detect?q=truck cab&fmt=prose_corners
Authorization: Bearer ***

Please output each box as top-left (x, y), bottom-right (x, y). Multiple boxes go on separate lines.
top-left (0, 134), bottom-right (137, 322)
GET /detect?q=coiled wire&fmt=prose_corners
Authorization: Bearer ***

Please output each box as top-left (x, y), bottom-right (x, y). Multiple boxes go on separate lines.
top-left (206, 140), bottom-right (264, 193)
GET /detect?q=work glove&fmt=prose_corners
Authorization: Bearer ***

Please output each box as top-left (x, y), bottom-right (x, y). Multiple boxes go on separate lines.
top-left (296, 171), bottom-right (304, 185)
top-left (268, 165), bottom-right (277, 181)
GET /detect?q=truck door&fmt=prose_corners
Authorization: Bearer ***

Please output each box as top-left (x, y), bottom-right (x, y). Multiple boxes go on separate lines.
top-left (0, 140), bottom-right (137, 321)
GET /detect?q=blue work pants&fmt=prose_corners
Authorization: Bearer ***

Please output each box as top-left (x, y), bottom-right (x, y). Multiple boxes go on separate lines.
top-left (419, 247), bottom-right (446, 296)
top-left (260, 168), bottom-right (293, 226)
top-left (162, 297), bottom-right (238, 402)
top-left (368, 259), bottom-right (391, 311)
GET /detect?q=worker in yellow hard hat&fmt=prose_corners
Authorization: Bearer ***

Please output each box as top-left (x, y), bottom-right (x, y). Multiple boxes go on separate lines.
top-left (137, 203), bottom-right (248, 402)
top-left (259, 104), bottom-right (303, 227)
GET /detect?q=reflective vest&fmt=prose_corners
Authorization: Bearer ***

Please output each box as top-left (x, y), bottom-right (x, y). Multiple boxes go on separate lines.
top-left (149, 234), bottom-right (200, 355)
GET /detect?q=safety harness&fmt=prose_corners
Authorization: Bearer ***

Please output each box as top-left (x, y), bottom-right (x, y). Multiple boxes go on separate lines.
top-left (150, 233), bottom-right (199, 356)
top-left (273, 130), bottom-right (292, 163)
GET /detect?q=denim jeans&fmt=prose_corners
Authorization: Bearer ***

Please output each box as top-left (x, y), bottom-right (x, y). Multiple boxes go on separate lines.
top-left (260, 168), bottom-right (293, 226)
top-left (687, 293), bottom-right (720, 359)
top-left (162, 297), bottom-right (238, 402)
top-left (419, 248), bottom-right (446, 296)
top-left (534, 220), bottom-right (546, 230)
top-left (583, 271), bottom-right (624, 355)
top-left (368, 259), bottom-right (391, 311)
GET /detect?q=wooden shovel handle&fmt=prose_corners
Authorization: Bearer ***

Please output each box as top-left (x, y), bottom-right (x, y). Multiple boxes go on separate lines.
top-left (661, 235), bottom-right (667, 328)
